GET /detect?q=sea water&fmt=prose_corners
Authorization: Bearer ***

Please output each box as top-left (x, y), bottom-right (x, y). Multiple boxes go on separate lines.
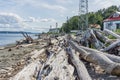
top-left (0, 33), bottom-right (37, 46)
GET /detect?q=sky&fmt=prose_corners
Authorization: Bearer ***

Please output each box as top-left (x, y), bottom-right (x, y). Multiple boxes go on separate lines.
top-left (0, 0), bottom-right (120, 33)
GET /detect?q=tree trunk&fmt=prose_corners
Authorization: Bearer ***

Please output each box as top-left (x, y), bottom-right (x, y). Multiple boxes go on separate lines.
top-left (66, 47), bottom-right (92, 80)
top-left (69, 40), bottom-right (120, 76)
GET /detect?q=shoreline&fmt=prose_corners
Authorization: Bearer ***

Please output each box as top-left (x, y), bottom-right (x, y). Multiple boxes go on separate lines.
top-left (0, 38), bottom-right (47, 79)
top-left (0, 43), bottom-right (17, 50)
top-left (0, 33), bottom-right (37, 49)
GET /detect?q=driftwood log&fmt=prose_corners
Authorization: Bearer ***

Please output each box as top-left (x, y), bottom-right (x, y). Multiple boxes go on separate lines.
top-left (11, 49), bottom-right (45, 80)
top-left (104, 29), bottom-right (120, 39)
top-left (80, 29), bottom-right (103, 49)
top-left (69, 40), bottom-right (120, 76)
top-left (37, 49), bottom-right (75, 80)
top-left (102, 40), bottom-right (120, 52)
top-left (77, 45), bottom-right (120, 63)
top-left (66, 47), bottom-right (92, 80)
top-left (93, 30), bottom-right (109, 43)
top-left (11, 60), bottom-right (41, 80)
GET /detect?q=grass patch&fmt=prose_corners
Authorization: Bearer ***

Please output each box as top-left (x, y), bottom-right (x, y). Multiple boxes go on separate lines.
top-left (107, 35), bottom-right (116, 39)
top-left (115, 29), bottom-right (120, 34)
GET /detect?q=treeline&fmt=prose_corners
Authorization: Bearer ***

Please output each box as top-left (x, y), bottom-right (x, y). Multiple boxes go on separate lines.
top-left (60, 5), bottom-right (119, 33)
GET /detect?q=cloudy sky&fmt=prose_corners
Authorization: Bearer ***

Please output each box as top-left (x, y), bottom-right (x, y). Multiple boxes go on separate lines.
top-left (0, 0), bottom-right (120, 32)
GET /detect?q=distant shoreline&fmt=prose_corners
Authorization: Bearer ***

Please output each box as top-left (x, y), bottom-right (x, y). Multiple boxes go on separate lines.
top-left (0, 31), bottom-right (35, 34)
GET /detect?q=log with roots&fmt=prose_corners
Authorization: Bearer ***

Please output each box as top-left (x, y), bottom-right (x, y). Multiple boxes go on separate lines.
top-left (66, 47), bottom-right (92, 80)
top-left (69, 40), bottom-right (120, 76)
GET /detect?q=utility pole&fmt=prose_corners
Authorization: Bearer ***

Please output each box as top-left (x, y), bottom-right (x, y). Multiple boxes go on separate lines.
top-left (50, 25), bottom-right (52, 30)
top-left (56, 22), bottom-right (58, 33)
top-left (67, 17), bottom-right (69, 33)
top-left (78, 0), bottom-right (88, 31)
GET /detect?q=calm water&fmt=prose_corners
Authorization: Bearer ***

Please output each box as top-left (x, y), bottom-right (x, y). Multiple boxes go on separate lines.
top-left (0, 33), bottom-right (37, 46)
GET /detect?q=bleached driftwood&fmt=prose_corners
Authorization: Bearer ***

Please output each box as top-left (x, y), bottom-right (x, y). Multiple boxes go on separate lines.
top-left (77, 45), bottom-right (120, 63)
top-left (10, 60), bottom-right (41, 80)
top-left (94, 30), bottom-right (109, 43)
top-left (80, 29), bottom-right (103, 49)
top-left (31, 49), bottom-right (45, 60)
top-left (104, 29), bottom-right (120, 39)
top-left (37, 49), bottom-right (75, 80)
top-left (11, 49), bottom-right (45, 80)
top-left (66, 47), bottom-right (92, 80)
top-left (102, 40), bottom-right (120, 52)
top-left (69, 40), bottom-right (120, 76)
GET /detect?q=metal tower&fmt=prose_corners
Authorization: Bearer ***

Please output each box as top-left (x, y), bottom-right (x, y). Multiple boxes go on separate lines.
top-left (78, 0), bottom-right (88, 30)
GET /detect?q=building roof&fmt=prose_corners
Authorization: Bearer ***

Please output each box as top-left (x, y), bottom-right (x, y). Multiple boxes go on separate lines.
top-left (104, 11), bottom-right (120, 22)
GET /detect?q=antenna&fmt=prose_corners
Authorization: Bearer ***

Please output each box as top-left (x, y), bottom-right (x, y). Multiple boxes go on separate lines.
top-left (78, 0), bottom-right (88, 31)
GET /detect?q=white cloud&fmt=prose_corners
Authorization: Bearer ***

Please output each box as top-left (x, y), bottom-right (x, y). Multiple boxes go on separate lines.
top-left (0, 13), bottom-right (23, 24)
top-left (13, 0), bottom-right (67, 13)
top-left (28, 17), bottom-right (38, 22)
top-left (41, 3), bottom-right (67, 13)
top-left (26, 17), bottom-right (57, 23)
top-left (0, 12), bottom-right (25, 31)
top-left (40, 18), bottom-right (56, 22)
top-left (90, 0), bottom-right (120, 12)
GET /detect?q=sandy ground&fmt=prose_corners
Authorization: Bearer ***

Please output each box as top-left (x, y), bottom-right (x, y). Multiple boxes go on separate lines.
top-left (0, 39), bottom-right (47, 80)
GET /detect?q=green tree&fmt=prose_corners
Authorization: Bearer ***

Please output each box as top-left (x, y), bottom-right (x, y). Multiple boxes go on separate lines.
top-left (60, 5), bottom-right (119, 33)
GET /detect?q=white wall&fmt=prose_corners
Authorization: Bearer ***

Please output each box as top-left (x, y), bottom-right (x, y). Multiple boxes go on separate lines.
top-left (104, 21), bottom-right (120, 31)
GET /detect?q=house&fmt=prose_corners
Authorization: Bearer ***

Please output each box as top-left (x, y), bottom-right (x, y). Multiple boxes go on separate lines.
top-left (103, 11), bottom-right (120, 31)
top-left (49, 28), bottom-right (59, 33)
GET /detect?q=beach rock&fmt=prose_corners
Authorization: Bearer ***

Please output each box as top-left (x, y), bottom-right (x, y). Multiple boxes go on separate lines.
top-left (8, 48), bottom-right (12, 51)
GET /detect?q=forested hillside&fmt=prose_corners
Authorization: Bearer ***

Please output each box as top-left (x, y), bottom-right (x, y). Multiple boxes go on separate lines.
top-left (60, 6), bottom-right (119, 33)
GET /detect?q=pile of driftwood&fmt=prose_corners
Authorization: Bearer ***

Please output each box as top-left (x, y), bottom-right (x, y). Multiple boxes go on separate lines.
top-left (16, 32), bottom-right (34, 45)
top-left (10, 29), bottom-right (120, 80)
top-left (67, 29), bottom-right (120, 77)
top-left (78, 29), bottom-right (120, 55)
